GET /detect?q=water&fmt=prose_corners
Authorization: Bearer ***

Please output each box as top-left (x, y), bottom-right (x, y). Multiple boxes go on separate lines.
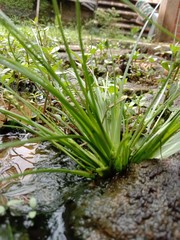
top-left (0, 132), bottom-right (86, 239)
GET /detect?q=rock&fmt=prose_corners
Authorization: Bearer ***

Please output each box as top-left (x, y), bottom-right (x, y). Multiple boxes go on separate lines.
top-left (67, 154), bottom-right (180, 240)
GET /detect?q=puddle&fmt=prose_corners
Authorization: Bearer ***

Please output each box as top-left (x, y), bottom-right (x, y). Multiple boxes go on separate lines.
top-left (47, 206), bottom-right (66, 240)
top-left (0, 132), bottom-right (87, 239)
top-left (0, 142), bottom-right (38, 192)
top-left (0, 205), bottom-right (67, 240)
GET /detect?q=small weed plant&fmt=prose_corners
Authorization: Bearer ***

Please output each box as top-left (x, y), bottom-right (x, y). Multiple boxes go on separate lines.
top-left (0, 0), bottom-right (179, 179)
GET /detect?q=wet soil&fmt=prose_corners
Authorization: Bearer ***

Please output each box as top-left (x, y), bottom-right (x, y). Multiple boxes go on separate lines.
top-left (67, 155), bottom-right (180, 240)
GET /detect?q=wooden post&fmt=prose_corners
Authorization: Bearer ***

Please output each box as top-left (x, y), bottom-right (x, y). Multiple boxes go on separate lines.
top-left (36, 0), bottom-right (41, 23)
top-left (156, 0), bottom-right (180, 41)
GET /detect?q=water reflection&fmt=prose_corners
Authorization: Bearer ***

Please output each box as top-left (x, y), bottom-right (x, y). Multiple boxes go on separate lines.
top-left (0, 214), bottom-right (51, 240)
top-left (0, 140), bottom-right (38, 192)
top-left (47, 206), bottom-right (66, 240)
top-left (0, 207), bottom-right (69, 240)
top-left (0, 135), bottom-right (37, 215)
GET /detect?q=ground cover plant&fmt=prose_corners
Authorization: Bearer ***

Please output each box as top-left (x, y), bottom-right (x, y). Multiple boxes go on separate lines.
top-left (0, 0), bottom-right (179, 182)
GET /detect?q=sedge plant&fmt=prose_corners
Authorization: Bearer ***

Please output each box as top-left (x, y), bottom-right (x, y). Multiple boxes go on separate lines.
top-left (0, 0), bottom-right (179, 180)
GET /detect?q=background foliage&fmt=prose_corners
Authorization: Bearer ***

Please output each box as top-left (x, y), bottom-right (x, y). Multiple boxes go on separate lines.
top-left (0, 0), bottom-right (53, 21)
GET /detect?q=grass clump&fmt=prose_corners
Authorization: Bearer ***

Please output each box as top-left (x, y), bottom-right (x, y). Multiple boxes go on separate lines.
top-left (0, 0), bottom-right (179, 179)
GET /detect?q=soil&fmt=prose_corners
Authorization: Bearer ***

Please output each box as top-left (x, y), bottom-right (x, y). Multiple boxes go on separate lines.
top-left (67, 155), bottom-right (180, 240)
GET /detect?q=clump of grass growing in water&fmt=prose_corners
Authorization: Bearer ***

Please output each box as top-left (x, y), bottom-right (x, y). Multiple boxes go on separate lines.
top-left (0, 0), bottom-right (179, 179)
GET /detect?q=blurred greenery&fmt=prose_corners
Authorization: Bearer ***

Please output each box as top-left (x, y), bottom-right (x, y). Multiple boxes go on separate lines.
top-left (0, 0), bottom-right (53, 22)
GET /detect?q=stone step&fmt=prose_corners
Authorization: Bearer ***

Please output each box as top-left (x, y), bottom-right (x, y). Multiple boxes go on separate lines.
top-left (97, 0), bottom-right (159, 36)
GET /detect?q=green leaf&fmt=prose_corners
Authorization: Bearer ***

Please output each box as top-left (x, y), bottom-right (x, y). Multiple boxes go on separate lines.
top-left (151, 132), bottom-right (180, 158)
top-left (29, 197), bottom-right (37, 209)
top-left (7, 199), bottom-right (23, 207)
top-left (161, 60), bottom-right (170, 71)
top-left (0, 206), bottom-right (6, 216)
top-left (170, 44), bottom-right (180, 55)
top-left (28, 211), bottom-right (37, 219)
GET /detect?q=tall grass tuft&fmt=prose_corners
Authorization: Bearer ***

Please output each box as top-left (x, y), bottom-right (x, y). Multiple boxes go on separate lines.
top-left (0, 0), bottom-right (179, 179)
